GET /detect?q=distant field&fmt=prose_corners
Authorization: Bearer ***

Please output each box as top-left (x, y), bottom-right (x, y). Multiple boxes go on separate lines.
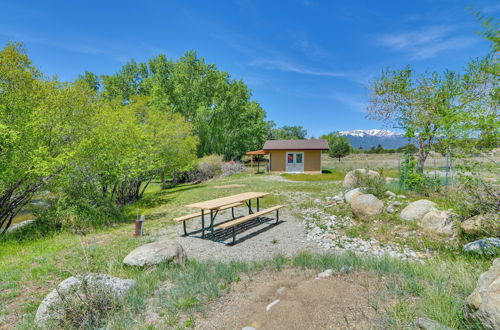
top-left (322, 151), bottom-right (500, 181)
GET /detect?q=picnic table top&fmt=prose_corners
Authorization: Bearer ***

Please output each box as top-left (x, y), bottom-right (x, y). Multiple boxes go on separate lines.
top-left (184, 192), bottom-right (270, 210)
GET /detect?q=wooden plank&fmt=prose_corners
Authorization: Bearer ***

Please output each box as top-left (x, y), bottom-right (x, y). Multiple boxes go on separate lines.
top-left (185, 192), bottom-right (270, 210)
top-left (217, 205), bottom-right (283, 230)
top-left (174, 202), bottom-right (243, 222)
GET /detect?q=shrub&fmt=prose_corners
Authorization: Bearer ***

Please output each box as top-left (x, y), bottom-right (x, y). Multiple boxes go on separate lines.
top-left (187, 155), bottom-right (223, 182)
top-left (221, 161), bottom-right (246, 177)
top-left (400, 157), bottom-right (440, 195)
top-left (449, 177), bottom-right (500, 218)
top-left (52, 279), bottom-right (122, 329)
top-left (353, 170), bottom-right (387, 199)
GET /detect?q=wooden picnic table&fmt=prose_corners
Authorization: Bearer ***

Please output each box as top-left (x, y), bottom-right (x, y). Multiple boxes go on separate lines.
top-left (185, 191), bottom-right (269, 210)
top-left (181, 192), bottom-right (271, 242)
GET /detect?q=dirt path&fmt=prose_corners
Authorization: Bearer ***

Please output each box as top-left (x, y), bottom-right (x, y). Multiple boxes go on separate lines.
top-left (196, 269), bottom-right (392, 330)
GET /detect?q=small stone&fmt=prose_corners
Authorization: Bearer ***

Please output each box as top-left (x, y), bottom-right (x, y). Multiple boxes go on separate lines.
top-left (276, 287), bottom-right (286, 295)
top-left (463, 238), bottom-right (500, 256)
top-left (386, 201), bottom-right (403, 213)
top-left (400, 200), bottom-right (437, 222)
top-left (317, 272), bottom-right (331, 278)
top-left (324, 269), bottom-right (335, 275)
top-left (415, 317), bottom-right (453, 329)
top-left (385, 191), bottom-right (396, 198)
top-left (242, 327), bottom-right (256, 330)
top-left (266, 299), bottom-right (280, 311)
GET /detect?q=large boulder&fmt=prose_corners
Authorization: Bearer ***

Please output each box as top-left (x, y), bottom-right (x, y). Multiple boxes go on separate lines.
top-left (400, 200), bottom-right (437, 222)
top-left (461, 214), bottom-right (500, 237)
top-left (463, 238), bottom-right (500, 256)
top-left (350, 194), bottom-right (384, 220)
top-left (417, 211), bottom-right (461, 236)
top-left (123, 239), bottom-right (186, 267)
top-left (35, 273), bottom-right (135, 326)
top-left (465, 258), bottom-right (500, 329)
top-left (344, 188), bottom-right (364, 204)
top-left (342, 169), bottom-right (380, 188)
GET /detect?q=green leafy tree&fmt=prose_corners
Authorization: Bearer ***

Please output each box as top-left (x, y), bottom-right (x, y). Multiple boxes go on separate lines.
top-left (0, 43), bottom-right (98, 233)
top-left (322, 132), bottom-right (351, 161)
top-left (267, 122), bottom-right (308, 140)
top-left (367, 66), bottom-right (467, 172)
top-left (100, 51), bottom-right (266, 160)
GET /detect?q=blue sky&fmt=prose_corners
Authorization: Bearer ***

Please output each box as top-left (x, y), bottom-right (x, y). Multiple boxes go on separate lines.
top-left (1, 0), bottom-right (498, 137)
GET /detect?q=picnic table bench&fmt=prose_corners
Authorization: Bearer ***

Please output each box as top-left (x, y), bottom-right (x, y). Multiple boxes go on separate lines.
top-left (175, 192), bottom-right (283, 245)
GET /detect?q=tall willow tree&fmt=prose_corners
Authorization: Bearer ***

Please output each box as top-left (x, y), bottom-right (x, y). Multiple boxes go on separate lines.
top-left (99, 51), bottom-right (267, 160)
top-left (0, 44), bottom-right (98, 233)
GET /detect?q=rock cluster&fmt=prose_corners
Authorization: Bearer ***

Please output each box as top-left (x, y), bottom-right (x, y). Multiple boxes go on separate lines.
top-left (303, 205), bottom-right (420, 261)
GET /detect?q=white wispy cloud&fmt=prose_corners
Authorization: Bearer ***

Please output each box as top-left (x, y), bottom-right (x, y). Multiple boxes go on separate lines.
top-left (328, 92), bottom-right (367, 113)
top-left (377, 25), bottom-right (477, 59)
top-left (249, 58), bottom-right (353, 78)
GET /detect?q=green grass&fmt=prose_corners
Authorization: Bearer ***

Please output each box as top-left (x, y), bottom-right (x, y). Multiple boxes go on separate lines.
top-left (281, 169), bottom-right (344, 181)
top-left (1, 170), bottom-right (496, 329)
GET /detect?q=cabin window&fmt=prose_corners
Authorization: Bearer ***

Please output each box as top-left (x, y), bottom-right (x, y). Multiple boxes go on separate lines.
top-left (287, 153), bottom-right (294, 163)
top-left (296, 153), bottom-right (303, 163)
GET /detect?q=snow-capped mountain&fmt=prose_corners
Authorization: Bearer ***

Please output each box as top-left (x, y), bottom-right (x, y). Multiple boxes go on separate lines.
top-left (339, 129), bottom-right (411, 149)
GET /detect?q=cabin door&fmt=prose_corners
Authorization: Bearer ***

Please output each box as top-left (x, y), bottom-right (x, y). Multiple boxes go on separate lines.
top-left (285, 152), bottom-right (304, 173)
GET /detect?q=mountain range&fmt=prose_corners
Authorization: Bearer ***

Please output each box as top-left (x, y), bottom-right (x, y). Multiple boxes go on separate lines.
top-left (338, 130), bottom-right (411, 149)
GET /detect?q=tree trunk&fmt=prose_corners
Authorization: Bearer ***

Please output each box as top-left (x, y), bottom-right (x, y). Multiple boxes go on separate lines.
top-left (416, 137), bottom-right (428, 173)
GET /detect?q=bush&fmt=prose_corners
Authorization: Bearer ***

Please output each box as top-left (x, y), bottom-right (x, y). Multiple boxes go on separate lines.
top-left (52, 279), bottom-right (122, 329)
top-left (449, 177), bottom-right (500, 218)
top-left (400, 157), bottom-right (440, 195)
top-left (353, 170), bottom-right (387, 199)
top-left (187, 155), bottom-right (223, 182)
top-left (221, 161), bottom-right (246, 177)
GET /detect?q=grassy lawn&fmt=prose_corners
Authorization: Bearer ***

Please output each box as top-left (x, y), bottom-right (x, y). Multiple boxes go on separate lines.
top-left (0, 172), bottom-right (494, 329)
top-left (281, 169), bottom-right (345, 181)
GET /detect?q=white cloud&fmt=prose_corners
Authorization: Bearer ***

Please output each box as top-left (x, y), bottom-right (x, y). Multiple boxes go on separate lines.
top-left (377, 25), bottom-right (477, 59)
top-left (249, 58), bottom-right (353, 78)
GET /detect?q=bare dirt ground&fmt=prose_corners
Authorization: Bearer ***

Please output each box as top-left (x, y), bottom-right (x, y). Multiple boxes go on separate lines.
top-left (195, 268), bottom-right (393, 330)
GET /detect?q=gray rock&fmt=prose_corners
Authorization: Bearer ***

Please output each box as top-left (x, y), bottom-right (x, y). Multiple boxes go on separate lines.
top-left (400, 200), bottom-right (437, 222)
top-left (415, 317), bottom-right (452, 330)
top-left (461, 214), bottom-right (500, 237)
top-left (317, 271), bottom-right (331, 278)
top-left (35, 273), bottom-right (135, 326)
top-left (343, 169), bottom-right (380, 188)
top-left (386, 201), bottom-right (403, 213)
top-left (123, 239), bottom-right (186, 267)
top-left (418, 211), bottom-right (461, 236)
top-left (397, 195), bottom-right (407, 199)
top-left (463, 238), bottom-right (500, 256)
top-left (385, 191), bottom-right (397, 198)
top-left (242, 327), bottom-right (256, 330)
top-left (350, 194), bottom-right (384, 220)
top-left (465, 258), bottom-right (500, 329)
top-left (345, 188), bottom-right (364, 204)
